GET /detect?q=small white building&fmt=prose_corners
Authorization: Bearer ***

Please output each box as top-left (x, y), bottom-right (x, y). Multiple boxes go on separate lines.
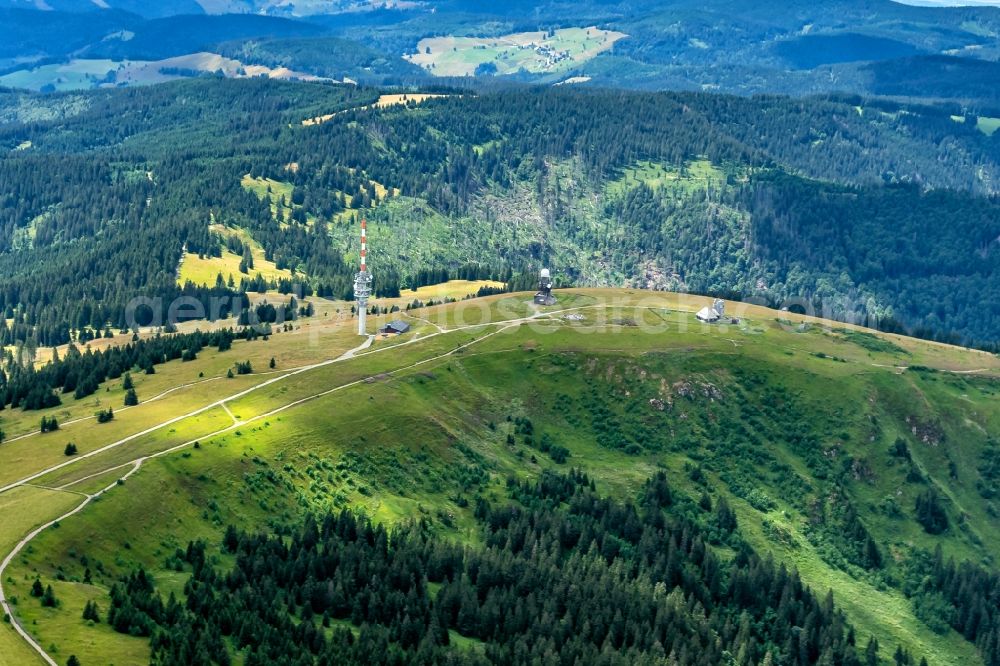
top-left (696, 299), bottom-right (726, 323)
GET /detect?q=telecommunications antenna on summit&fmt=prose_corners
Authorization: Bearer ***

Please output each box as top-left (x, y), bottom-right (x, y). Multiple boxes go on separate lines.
top-left (354, 218), bottom-right (373, 336)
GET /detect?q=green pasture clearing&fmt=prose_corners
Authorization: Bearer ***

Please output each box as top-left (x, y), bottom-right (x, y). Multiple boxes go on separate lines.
top-left (240, 174), bottom-right (295, 219)
top-left (405, 27), bottom-right (627, 77)
top-left (11, 209), bottom-right (49, 251)
top-left (15, 317), bottom-right (995, 663)
top-left (0, 487), bottom-right (79, 666)
top-left (242, 170), bottom-right (395, 232)
top-left (8, 577), bottom-right (149, 666)
top-left (177, 250), bottom-right (295, 287)
top-left (1, 289), bottom-right (995, 484)
top-left (0, 486), bottom-right (79, 559)
top-left (383, 280), bottom-right (506, 312)
top-left (605, 159), bottom-right (734, 198)
top-left (737, 504), bottom-right (980, 666)
top-left (0, 60), bottom-right (120, 92)
top-left (0, 374), bottom-right (260, 486)
top-left (33, 405), bottom-right (234, 490)
top-left (978, 116), bottom-right (1000, 136)
top-left (178, 222), bottom-right (299, 287)
top-left (0, 322), bottom-right (361, 441)
top-left (301, 93), bottom-right (448, 126)
top-left (960, 20), bottom-right (997, 38)
top-left (241, 174), bottom-right (293, 198)
top-left (58, 466), bottom-right (139, 497)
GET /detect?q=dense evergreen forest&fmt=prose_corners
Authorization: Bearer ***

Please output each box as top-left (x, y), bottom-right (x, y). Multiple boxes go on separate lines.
top-left (1, 78), bottom-right (999, 348)
top-left (104, 470), bottom-right (878, 665)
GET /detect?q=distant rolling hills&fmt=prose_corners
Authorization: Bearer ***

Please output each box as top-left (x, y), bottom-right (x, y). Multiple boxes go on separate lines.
top-left (0, 9), bottom-right (421, 89)
top-left (79, 13), bottom-right (325, 61)
top-left (773, 33), bottom-right (927, 69)
top-left (1, 0), bottom-right (1000, 102)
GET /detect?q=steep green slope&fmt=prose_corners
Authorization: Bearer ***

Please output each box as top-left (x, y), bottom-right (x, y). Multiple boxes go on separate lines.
top-left (3, 291), bottom-right (1000, 664)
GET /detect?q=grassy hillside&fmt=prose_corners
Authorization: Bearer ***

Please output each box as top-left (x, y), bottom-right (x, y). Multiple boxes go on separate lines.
top-left (404, 27), bottom-right (626, 78)
top-left (178, 223), bottom-right (299, 287)
top-left (2, 290), bottom-right (1000, 664)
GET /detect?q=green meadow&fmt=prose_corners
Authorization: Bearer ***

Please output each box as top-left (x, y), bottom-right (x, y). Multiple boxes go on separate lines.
top-left (1, 290), bottom-right (999, 664)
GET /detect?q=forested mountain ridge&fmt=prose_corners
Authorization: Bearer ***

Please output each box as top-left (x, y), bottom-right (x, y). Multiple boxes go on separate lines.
top-left (1, 78), bottom-right (999, 349)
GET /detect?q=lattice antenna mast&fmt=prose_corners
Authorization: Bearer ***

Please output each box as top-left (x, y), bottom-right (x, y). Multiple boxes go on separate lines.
top-left (354, 218), bottom-right (373, 336)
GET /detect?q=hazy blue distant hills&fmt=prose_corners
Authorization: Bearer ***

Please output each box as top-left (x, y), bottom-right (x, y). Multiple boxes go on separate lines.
top-left (0, 0), bottom-right (204, 18)
top-left (773, 34), bottom-right (928, 69)
top-left (865, 55), bottom-right (1000, 105)
top-left (0, 0), bottom-right (352, 16)
top-left (0, 8), bottom-right (322, 61)
top-left (1, 0), bottom-right (999, 103)
top-left (80, 14), bottom-right (325, 61)
top-left (0, 8), bottom-right (141, 59)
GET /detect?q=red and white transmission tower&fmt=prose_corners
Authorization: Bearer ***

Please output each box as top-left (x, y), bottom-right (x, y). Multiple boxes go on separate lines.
top-left (354, 218), bottom-right (373, 336)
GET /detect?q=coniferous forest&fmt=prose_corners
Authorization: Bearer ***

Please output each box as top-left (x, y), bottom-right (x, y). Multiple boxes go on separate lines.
top-left (1, 79), bottom-right (1000, 349)
top-left (107, 471), bottom-right (868, 666)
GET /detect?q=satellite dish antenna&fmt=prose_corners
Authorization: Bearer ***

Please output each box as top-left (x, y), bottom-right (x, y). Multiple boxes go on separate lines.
top-left (534, 267), bottom-right (556, 305)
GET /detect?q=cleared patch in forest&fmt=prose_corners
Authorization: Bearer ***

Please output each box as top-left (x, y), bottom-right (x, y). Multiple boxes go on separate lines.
top-left (241, 174), bottom-right (299, 221)
top-left (395, 280), bottom-right (506, 305)
top-left (605, 159), bottom-right (735, 198)
top-left (404, 27), bottom-right (627, 77)
top-left (302, 93), bottom-right (450, 126)
top-left (177, 224), bottom-right (299, 287)
top-left (978, 116), bottom-right (1000, 137)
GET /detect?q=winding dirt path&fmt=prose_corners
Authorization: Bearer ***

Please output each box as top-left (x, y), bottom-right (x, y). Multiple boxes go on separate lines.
top-left (0, 311), bottom-right (569, 664)
top-left (0, 461), bottom-right (144, 666)
top-left (0, 302), bottom-right (720, 663)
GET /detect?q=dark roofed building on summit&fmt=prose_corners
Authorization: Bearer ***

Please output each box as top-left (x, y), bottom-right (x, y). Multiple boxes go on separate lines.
top-left (380, 320), bottom-right (411, 335)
